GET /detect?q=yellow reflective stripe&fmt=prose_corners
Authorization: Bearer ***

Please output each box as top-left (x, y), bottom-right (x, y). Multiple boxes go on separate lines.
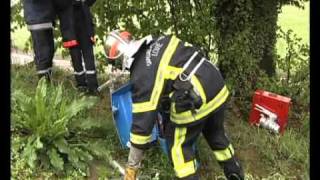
top-left (130, 133), bottom-right (152, 145)
top-left (175, 160), bottom-right (197, 178)
top-left (172, 127), bottom-right (186, 166)
top-left (171, 127), bottom-right (196, 178)
top-left (165, 66), bottom-right (182, 80)
top-left (132, 101), bottom-right (153, 113)
top-left (132, 36), bottom-right (180, 113)
top-left (213, 144), bottom-right (235, 161)
top-left (165, 66), bottom-right (206, 104)
top-left (190, 75), bottom-right (206, 104)
top-left (171, 85), bottom-right (229, 124)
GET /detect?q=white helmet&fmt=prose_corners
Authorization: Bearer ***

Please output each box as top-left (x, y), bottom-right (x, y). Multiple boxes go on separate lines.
top-left (104, 30), bottom-right (144, 70)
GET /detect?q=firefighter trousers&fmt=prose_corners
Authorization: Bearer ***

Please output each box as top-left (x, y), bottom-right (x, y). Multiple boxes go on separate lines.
top-left (30, 29), bottom-right (54, 80)
top-left (164, 104), bottom-right (238, 179)
top-left (69, 5), bottom-right (98, 91)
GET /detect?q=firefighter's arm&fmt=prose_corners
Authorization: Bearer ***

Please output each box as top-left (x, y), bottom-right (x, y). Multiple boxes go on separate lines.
top-left (129, 70), bottom-right (158, 149)
top-left (125, 81), bottom-right (158, 179)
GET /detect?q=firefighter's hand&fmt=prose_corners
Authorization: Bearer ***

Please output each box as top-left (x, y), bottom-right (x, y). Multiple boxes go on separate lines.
top-left (124, 166), bottom-right (138, 180)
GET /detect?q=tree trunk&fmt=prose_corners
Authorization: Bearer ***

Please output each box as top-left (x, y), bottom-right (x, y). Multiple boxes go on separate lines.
top-left (252, 0), bottom-right (278, 77)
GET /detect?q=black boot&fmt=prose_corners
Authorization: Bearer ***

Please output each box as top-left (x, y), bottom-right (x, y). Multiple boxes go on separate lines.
top-left (86, 73), bottom-right (99, 95)
top-left (76, 85), bottom-right (88, 93)
top-left (37, 69), bottom-right (52, 82)
top-left (220, 157), bottom-right (244, 180)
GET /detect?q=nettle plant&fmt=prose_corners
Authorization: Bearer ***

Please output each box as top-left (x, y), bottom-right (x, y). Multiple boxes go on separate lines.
top-left (11, 78), bottom-right (98, 174)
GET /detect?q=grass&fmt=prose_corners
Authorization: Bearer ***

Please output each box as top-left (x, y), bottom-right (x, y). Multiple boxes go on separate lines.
top-left (11, 64), bottom-right (309, 179)
top-left (276, 1), bottom-right (309, 58)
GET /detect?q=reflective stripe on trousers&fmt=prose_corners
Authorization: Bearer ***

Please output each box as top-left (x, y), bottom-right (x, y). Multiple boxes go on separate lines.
top-left (27, 22), bottom-right (53, 31)
top-left (171, 127), bottom-right (197, 178)
top-left (74, 70), bottom-right (85, 75)
top-left (37, 67), bottom-right (52, 75)
top-left (213, 144), bottom-right (235, 162)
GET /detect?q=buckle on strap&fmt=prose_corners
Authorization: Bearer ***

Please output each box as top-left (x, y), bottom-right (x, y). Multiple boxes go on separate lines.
top-left (179, 51), bottom-right (206, 81)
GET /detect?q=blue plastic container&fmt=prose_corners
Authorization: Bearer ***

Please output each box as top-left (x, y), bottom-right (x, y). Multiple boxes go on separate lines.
top-left (158, 137), bottom-right (169, 155)
top-left (111, 83), bottom-right (158, 149)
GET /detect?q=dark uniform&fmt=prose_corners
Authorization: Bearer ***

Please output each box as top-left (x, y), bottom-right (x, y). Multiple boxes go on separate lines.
top-left (129, 35), bottom-right (243, 179)
top-left (23, 0), bottom-right (78, 79)
top-left (69, 0), bottom-right (98, 92)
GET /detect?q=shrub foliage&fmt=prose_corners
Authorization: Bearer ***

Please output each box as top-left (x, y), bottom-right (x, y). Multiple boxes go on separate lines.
top-left (11, 78), bottom-right (99, 175)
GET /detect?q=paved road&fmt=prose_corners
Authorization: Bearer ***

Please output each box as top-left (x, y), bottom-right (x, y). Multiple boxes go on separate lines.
top-left (11, 50), bottom-right (73, 71)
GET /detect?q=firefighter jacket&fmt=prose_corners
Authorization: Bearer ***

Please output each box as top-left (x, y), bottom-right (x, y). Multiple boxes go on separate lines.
top-left (129, 35), bottom-right (229, 149)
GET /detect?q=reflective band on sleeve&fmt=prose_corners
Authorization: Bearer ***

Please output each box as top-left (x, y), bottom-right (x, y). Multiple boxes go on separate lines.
top-left (37, 67), bottom-right (52, 75)
top-left (27, 22), bottom-right (53, 30)
top-left (171, 127), bottom-right (197, 178)
top-left (213, 144), bottom-right (235, 162)
top-left (132, 36), bottom-right (180, 113)
top-left (86, 70), bottom-right (96, 74)
top-left (130, 133), bottom-right (152, 145)
top-left (63, 40), bottom-right (79, 48)
top-left (74, 70), bottom-right (85, 75)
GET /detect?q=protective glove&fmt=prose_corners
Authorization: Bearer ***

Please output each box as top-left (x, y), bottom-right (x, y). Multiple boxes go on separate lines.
top-left (124, 166), bottom-right (138, 180)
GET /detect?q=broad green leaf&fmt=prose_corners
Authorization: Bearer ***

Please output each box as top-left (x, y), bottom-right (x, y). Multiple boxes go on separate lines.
top-left (52, 84), bottom-right (63, 109)
top-left (48, 148), bottom-right (64, 171)
top-left (22, 136), bottom-right (38, 169)
top-left (54, 138), bottom-right (70, 154)
top-left (35, 137), bottom-right (43, 149)
top-left (75, 147), bottom-right (93, 161)
top-left (68, 149), bottom-right (80, 164)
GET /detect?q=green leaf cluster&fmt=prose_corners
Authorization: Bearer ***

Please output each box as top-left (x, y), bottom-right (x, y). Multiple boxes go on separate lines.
top-left (11, 78), bottom-right (98, 174)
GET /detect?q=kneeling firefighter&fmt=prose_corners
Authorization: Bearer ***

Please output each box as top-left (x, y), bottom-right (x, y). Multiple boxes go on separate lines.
top-left (23, 0), bottom-right (78, 80)
top-left (104, 30), bottom-right (245, 180)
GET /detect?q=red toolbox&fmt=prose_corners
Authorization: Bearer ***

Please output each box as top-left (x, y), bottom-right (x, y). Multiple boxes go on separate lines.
top-left (249, 90), bottom-right (291, 134)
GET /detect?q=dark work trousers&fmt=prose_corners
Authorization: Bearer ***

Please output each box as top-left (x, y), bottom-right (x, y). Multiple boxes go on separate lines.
top-left (69, 5), bottom-right (98, 91)
top-left (164, 104), bottom-right (238, 179)
top-left (53, 0), bottom-right (77, 43)
top-left (23, 0), bottom-right (78, 80)
top-left (30, 29), bottom-right (55, 80)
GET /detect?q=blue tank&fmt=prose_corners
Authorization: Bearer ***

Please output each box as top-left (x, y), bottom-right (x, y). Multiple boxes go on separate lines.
top-left (111, 83), bottom-right (158, 149)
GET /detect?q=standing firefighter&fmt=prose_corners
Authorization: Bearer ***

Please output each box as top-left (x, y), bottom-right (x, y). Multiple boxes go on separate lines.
top-left (23, 0), bottom-right (78, 80)
top-left (104, 30), bottom-right (245, 180)
top-left (69, 0), bottom-right (99, 93)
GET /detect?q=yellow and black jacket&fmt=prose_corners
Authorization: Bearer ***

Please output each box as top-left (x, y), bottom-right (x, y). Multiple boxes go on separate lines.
top-left (129, 35), bottom-right (229, 149)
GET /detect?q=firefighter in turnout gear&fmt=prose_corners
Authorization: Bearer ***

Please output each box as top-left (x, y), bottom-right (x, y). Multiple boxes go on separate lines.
top-left (104, 30), bottom-right (245, 180)
top-left (23, 0), bottom-right (78, 80)
top-left (69, 0), bottom-right (99, 93)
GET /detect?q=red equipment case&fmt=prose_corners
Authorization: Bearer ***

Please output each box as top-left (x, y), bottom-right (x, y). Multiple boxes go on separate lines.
top-left (249, 90), bottom-right (291, 134)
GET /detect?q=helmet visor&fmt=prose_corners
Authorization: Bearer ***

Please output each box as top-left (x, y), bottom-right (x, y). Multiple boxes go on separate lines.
top-left (104, 31), bottom-right (130, 60)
